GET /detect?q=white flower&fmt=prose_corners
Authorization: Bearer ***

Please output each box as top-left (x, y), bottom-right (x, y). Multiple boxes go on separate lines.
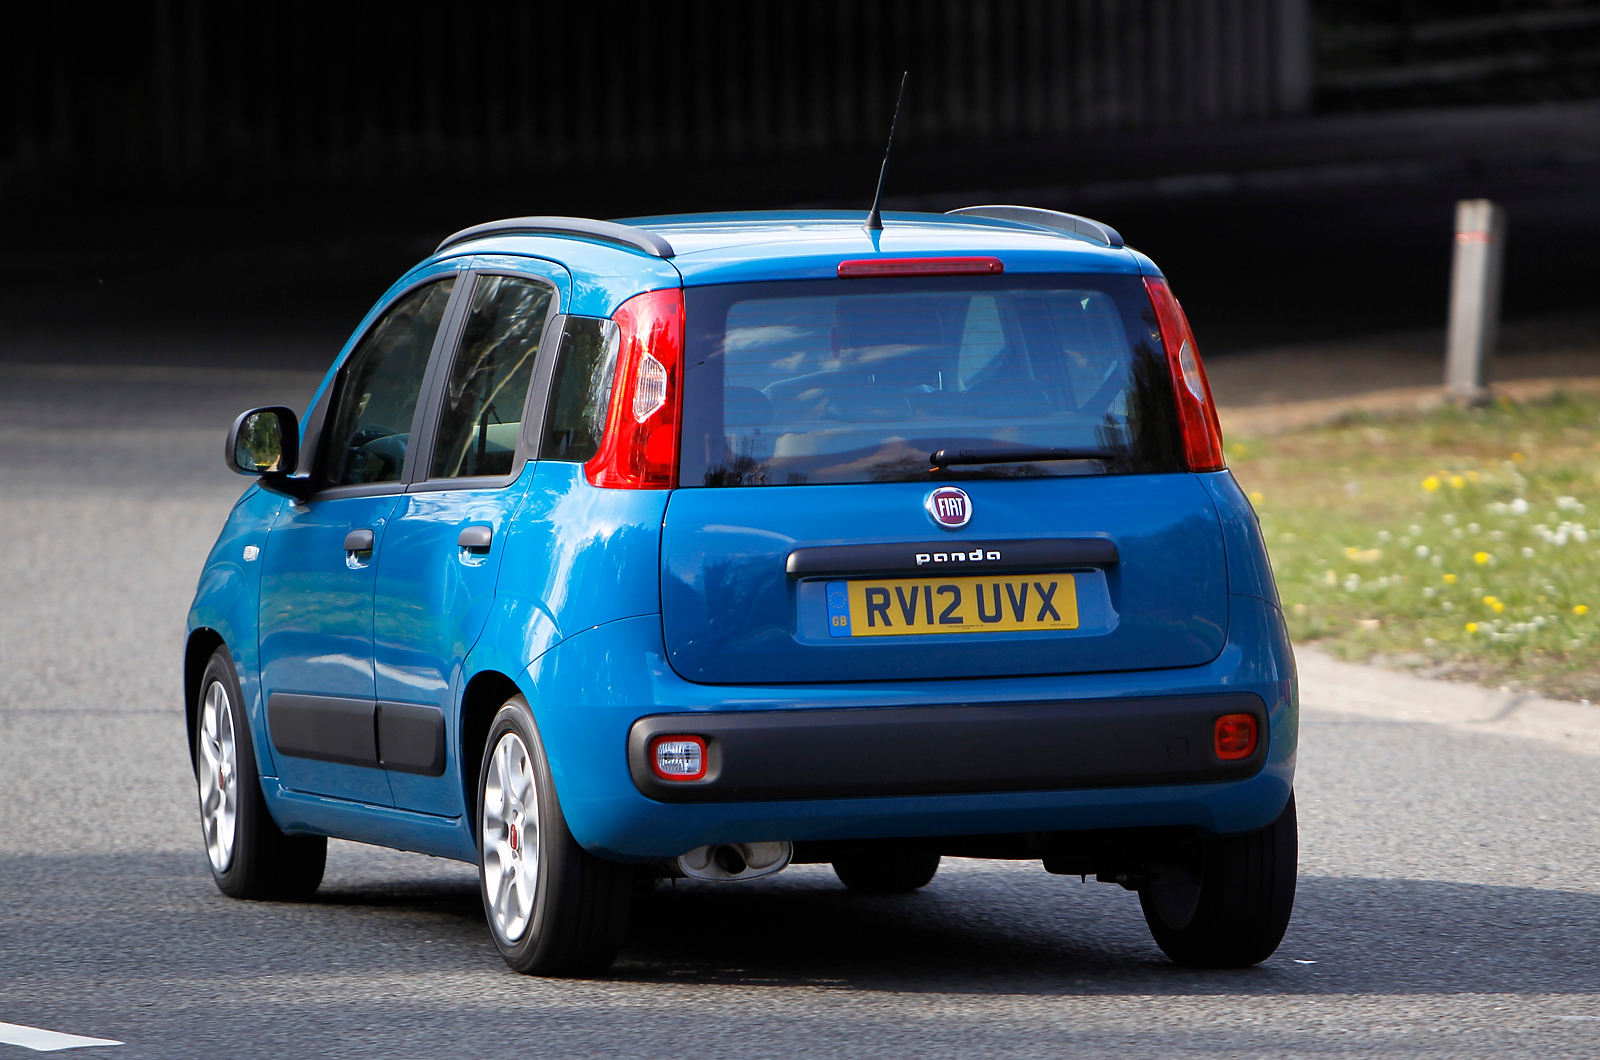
top-left (1557, 496), bottom-right (1586, 512)
top-left (1522, 547), bottom-right (1536, 558)
top-left (1510, 498), bottom-right (1530, 515)
top-left (1415, 545), bottom-right (1430, 558)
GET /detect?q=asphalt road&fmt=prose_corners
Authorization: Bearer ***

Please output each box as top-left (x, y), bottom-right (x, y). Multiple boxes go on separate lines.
top-left (3, 358), bottom-right (1600, 1058)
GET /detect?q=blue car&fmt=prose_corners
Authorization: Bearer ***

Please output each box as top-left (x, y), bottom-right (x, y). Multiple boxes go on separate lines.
top-left (187, 207), bottom-right (1296, 975)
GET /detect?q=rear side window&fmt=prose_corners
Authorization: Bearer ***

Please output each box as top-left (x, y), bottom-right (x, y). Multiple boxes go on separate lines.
top-left (322, 277), bottom-right (455, 486)
top-left (678, 274), bottom-right (1181, 487)
top-left (540, 316), bottom-right (619, 462)
top-left (429, 275), bottom-right (553, 479)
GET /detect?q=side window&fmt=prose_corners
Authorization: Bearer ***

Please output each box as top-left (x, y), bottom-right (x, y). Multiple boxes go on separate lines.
top-left (540, 316), bottom-right (619, 463)
top-left (322, 278), bottom-right (456, 486)
top-left (430, 275), bottom-right (554, 479)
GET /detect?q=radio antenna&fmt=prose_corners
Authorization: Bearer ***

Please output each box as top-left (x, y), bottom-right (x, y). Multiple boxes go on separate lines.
top-left (864, 71), bottom-right (909, 233)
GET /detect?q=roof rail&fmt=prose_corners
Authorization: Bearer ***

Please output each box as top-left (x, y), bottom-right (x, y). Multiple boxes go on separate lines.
top-left (435, 216), bottom-right (676, 258)
top-left (946, 205), bottom-right (1123, 249)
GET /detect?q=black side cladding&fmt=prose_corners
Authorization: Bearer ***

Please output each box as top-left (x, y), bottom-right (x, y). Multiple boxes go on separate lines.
top-left (269, 694), bottom-right (446, 776)
top-left (376, 702), bottom-right (447, 776)
top-left (268, 694), bottom-right (378, 768)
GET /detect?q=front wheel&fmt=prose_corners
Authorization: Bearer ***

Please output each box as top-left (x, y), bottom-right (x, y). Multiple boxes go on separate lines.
top-left (195, 647), bottom-right (325, 900)
top-left (1140, 794), bottom-right (1297, 968)
top-left (478, 696), bottom-right (633, 976)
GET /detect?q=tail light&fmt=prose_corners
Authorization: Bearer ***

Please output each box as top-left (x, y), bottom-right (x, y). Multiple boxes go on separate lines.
top-left (1214, 713), bottom-right (1258, 760)
top-left (649, 735), bottom-right (707, 781)
top-left (1144, 276), bottom-right (1225, 472)
top-left (585, 287), bottom-right (684, 489)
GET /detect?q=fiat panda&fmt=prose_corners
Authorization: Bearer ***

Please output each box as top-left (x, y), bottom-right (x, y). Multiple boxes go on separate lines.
top-left (186, 207), bottom-right (1296, 976)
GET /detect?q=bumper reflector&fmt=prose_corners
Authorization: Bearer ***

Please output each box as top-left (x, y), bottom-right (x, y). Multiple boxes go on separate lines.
top-left (1214, 714), bottom-right (1258, 760)
top-left (650, 735), bottom-right (707, 781)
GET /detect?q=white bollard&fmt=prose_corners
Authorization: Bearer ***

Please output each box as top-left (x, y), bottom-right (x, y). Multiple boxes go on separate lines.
top-left (1445, 198), bottom-right (1507, 404)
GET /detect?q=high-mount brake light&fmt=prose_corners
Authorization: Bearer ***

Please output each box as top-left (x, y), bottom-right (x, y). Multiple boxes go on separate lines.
top-left (585, 287), bottom-right (684, 489)
top-left (837, 256), bottom-right (1003, 278)
top-left (1144, 276), bottom-right (1225, 472)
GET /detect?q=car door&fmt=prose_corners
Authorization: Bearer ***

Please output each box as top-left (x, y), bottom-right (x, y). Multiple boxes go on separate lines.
top-left (259, 270), bottom-right (466, 805)
top-left (373, 261), bottom-right (568, 814)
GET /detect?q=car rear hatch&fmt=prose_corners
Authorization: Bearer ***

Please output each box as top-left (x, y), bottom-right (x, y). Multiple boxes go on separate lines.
top-left (657, 269), bottom-right (1229, 685)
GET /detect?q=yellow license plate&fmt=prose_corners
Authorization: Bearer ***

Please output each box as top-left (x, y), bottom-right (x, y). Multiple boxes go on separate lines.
top-left (826, 575), bottom-right (1078, 637)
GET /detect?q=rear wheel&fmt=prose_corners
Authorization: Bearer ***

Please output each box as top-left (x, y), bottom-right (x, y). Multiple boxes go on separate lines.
top-left (195, 648), bottom-right (326, 900)
top-left (478, 696), bottom-right (632, 976)
top-left (833, 849), bottom-right (941, 894)
top-left (1140, 794), bottom-right (1297, 968)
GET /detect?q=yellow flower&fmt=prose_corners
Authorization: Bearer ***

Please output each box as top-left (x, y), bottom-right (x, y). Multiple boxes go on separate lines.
top-left (1443, 573), bottom-right (1457, 584)
top-left (1465, 622), bottom-right (1479, 633)
top-left (1473, 551), bottom-right (1490, 565)
top-left (1230, 443), bottom-right (1249, 457)
top-left (1576, 605), bottom-right (1590, 616)
top-left (1422, 475), bottom-right (1441, 492)
top-left (1449, 475), bottom-right (1466, 490)
top-left (1512, 452), bottom-right (1525, 464)
top-left (1467, 470), bottom-right (1480, 482)
top-left (1248, 491), bottom-right (1264, 504)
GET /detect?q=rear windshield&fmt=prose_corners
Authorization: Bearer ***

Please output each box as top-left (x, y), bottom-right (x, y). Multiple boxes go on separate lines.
top-left (679, 274), bottom-right (1182, 487)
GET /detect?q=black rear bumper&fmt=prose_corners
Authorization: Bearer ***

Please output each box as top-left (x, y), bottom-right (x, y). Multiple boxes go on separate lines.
top-left (627, 692), bottom-right (1267, 803)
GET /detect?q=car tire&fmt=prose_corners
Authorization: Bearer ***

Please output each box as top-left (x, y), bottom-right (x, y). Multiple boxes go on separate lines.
top-left (477, 695), bottom-right (633, 976)
top-left (1139, 793), bottom-right (1297, 968)
top-left (195, 647), bottom-right (327, 901)
top-left (832, 849), bottom-right (942, 894)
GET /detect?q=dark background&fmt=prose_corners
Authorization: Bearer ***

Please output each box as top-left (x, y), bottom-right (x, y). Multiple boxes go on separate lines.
top-left (3, 0), bottom-right (1598, 369)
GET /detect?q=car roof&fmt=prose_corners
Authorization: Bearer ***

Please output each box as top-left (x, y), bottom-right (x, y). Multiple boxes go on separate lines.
top-left (428, 210), bottom-right (1155, 314)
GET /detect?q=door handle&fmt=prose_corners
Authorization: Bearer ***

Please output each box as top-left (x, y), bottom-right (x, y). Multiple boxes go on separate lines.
top-left (458, 526), bottom-right (493, 552)
top-left (344, 528), bottom-right (375, 553)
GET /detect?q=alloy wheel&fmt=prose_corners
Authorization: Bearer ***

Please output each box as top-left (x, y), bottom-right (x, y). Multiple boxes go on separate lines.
top-left (197, 679), bottom-right (238, 873)
top-left (482, 732), bottom-right (539, 941)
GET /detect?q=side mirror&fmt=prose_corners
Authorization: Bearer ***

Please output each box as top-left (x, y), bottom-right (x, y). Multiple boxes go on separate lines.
top-left (226, 406), bottom-right (300, 477)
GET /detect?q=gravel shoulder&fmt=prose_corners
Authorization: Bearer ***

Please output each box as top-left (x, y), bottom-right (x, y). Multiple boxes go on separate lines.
top-left (1298, 646), bottom-right (1600, 755)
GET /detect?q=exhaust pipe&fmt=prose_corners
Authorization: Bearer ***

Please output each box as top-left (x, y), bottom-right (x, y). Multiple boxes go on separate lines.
top-left (677, 841), bottom-right (792, 882)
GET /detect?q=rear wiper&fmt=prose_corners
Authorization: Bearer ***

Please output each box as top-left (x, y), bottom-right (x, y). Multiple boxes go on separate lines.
top-left (928, 446), bottom-right (1113, 468)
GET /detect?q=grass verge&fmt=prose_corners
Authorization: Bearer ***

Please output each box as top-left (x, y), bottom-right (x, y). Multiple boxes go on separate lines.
top-left (1228, 390), bottom-right (1600, 700)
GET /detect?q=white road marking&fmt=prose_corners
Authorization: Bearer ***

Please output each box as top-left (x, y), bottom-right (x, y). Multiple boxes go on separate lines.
top-left (0, 1023), bottom-right (122, 1052)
